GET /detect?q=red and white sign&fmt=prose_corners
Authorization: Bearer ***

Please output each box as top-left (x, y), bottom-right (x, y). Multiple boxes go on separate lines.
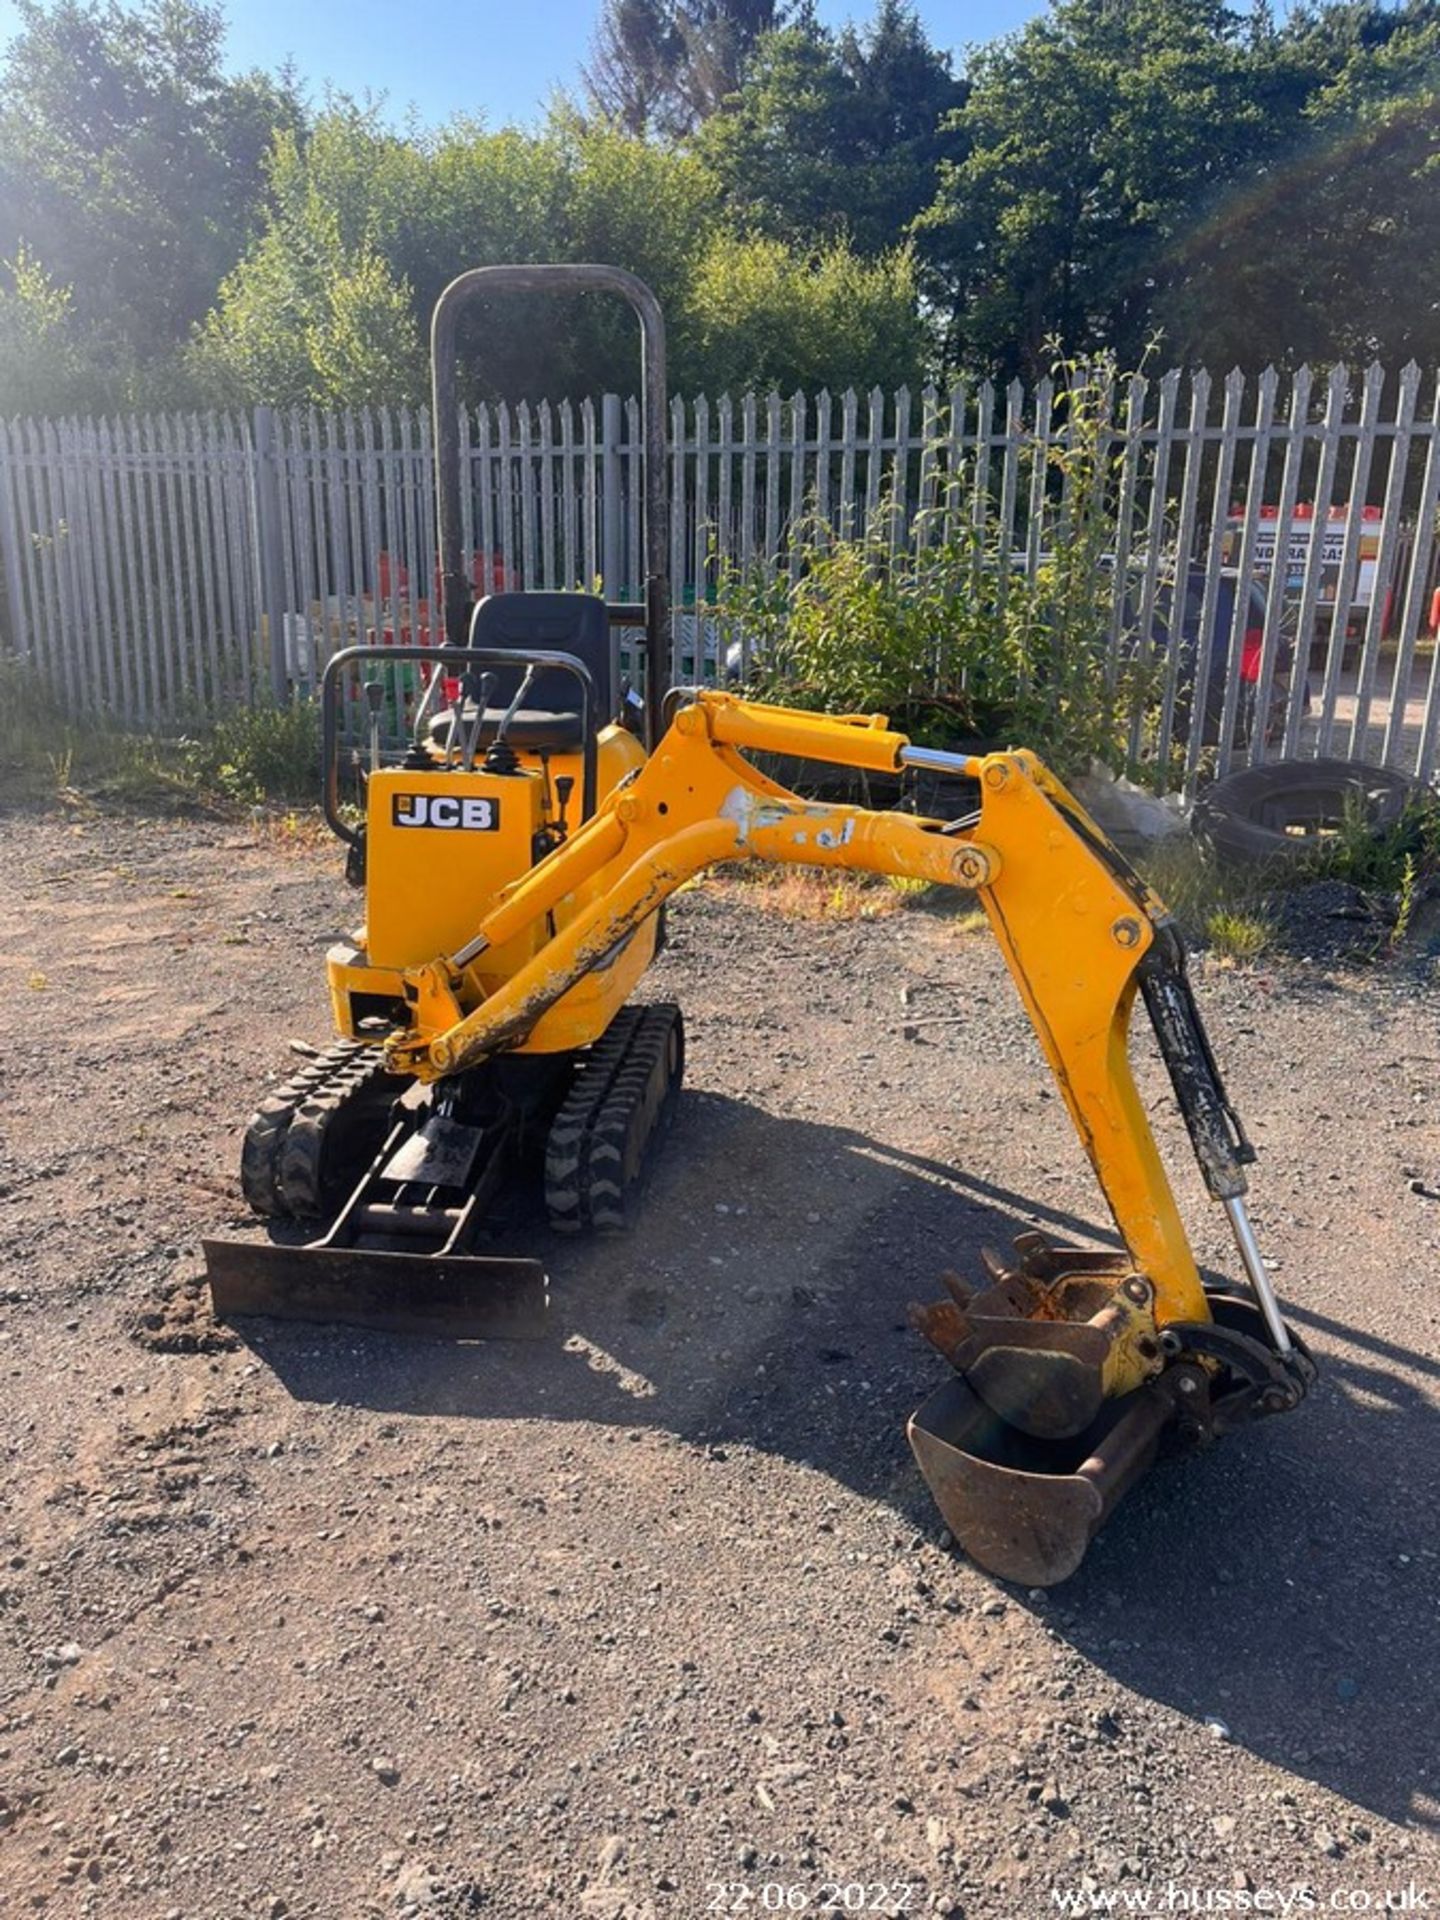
top-left (1223, 504), bottom-right (1385, 611)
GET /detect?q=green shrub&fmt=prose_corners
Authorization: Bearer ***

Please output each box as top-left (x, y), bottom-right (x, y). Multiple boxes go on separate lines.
top-left (718, 354), bottom-right (1165, 776)
top-left (1306, 789), bottom-right (1440, 895)
top-left (0, 654), bottom-right (320, 809)
top-left (1205, 908), bottom-right (1274, 962)
top-left (0, 647), bottom-right (69, 762)
top-left (684, 235), bottom-right (927, 396)
top-left (178, 699), bottom-right (321, 805)
top-left (1137, 790), bottom-right (1440, 960)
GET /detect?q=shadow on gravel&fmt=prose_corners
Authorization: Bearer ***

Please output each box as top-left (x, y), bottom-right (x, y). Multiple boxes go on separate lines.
top-left (236, 1090), bottom-right (1437, 1835)
top-left (1050, 1300), bottom-right (1439, 1834)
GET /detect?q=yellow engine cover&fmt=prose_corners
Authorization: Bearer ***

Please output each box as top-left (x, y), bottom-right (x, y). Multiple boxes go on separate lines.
top-left (364, 764), bottom-right (542, 971)
top-left (327, 724), bottom-right (655, 1056)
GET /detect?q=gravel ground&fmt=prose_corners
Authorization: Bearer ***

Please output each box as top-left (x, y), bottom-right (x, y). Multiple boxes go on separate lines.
top-left (0, 802), bottom-right (1437, 1920)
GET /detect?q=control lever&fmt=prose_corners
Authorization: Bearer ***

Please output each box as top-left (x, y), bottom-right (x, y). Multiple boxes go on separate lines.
top-left (364, 680), bottom-right (385, 773)
top-left (553, 773), bottom-right (575, 842)
top-left (461, 671), bottom-right (496, 768)
top-left (483, 664), bottom-right (539, 775)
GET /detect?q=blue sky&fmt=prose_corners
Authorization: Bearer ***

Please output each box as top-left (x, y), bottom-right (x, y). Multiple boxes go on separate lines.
top-left (0, 0), bottom-right (1047, 126)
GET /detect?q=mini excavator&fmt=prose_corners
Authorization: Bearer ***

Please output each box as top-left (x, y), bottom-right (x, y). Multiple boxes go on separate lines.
top-left (204, 267), bottom-right (1314, 1586)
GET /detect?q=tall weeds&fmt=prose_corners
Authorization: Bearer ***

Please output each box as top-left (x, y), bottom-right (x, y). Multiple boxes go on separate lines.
top-left (718, 354), bottom-right (1166, 777)
top-left (0, 652), bottom-right (319, 809)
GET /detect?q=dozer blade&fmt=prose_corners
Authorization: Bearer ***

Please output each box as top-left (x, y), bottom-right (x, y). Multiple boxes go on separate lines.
top-left (907, 1370), bottom-right (1183, 1588)
top-left (203, 1238), bottom-right (548, 1340)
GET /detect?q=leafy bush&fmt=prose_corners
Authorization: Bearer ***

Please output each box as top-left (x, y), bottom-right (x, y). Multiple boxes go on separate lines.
top-left (187, 104), bottom-right (924, 410)
top-left (1205, 908), bottom-right (1274, 962)
top-left (178, 699), bottom-right (321, 804)
top-left (684, 235), bottom-right (927, 396)
top-left (719, 356), bottom-right (1163, 774)
top-left (0, 250), bottom-right (113, 416)
top-left (1307, 789), bottom-right (1440, 895)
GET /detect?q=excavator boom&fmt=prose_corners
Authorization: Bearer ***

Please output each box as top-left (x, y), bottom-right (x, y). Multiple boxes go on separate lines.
top-left (391, 693), bottom-right (1239, 1332)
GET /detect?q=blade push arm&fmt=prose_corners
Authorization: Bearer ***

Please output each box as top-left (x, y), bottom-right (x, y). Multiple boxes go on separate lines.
top-left (388, 692), bottom-right (1229, 1328)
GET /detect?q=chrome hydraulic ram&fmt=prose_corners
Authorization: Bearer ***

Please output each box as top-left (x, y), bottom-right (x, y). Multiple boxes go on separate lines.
top-left (1138, 927), bottom-right (1292, 1355)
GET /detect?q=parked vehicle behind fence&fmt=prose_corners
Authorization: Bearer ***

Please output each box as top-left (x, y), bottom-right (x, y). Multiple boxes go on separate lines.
top-left (1157, 569), bottom-right (1306, 754)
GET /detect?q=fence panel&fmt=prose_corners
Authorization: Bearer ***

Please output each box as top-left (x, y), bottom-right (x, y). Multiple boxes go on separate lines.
top-left (2, 375), bottom-right (1439, 790)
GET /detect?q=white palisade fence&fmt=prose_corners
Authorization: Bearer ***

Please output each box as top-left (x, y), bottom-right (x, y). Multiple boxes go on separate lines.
top-left (2, 366), bottom-right (1439, 788)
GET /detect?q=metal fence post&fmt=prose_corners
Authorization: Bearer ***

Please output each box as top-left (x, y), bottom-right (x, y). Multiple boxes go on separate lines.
top-left (251, 405), bottom-right (288, 702)
top-left (0, 422), bottom-right (29, 658)
top-left (601, 392), bottom-right (623, 601)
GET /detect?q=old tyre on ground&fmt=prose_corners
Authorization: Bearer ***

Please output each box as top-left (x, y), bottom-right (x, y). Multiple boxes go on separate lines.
top-left (1192, 756), bottom-right (1419, 866)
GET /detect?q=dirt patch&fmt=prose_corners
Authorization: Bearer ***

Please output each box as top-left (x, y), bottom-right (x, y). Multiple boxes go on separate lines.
top-left (123, 1275), bottom-right (241, 1356)
top-left (0, 800), bottom-right (1436, 1919)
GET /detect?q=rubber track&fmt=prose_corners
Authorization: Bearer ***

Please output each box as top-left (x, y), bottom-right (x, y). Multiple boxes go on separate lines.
top-left (277, 1045), bottom-right (394, 1219)
top-left (239, 1040), bottom-right (389, 1221)
top-left (544, 1004), bottom-right (683, 1234)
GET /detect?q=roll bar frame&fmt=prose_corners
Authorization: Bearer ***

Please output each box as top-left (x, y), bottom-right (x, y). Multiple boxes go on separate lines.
top-left (430, 264), bottom-right (670, 746)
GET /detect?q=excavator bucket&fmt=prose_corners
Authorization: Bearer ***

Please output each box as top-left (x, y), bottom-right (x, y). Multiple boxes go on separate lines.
top-left (203, 1238), bottom-right (548, 1340)
top-left (907, 1235), bottom-right (1315, 1584)
top-left (907, 1370), bottom-right (1181, 1587)
top-left (904, 1233), bottom-right (1178, 1583)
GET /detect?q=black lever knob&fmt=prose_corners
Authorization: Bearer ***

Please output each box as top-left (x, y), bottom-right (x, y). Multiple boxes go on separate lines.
top-left (554, 773), bottom-right (575, 836)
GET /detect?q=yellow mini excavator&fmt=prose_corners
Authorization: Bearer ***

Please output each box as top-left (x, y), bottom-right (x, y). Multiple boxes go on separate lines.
top-left (204, 266), bottom-right (1314, 1586)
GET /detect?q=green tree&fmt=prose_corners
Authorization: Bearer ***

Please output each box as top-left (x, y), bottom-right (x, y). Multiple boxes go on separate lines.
top-left (193, 103), bottom-right (922, 403)
top-left (307, 250), bottom-right (425, 408)
top-left (1156, 1), bottom-right (1440, 366)
top-left (583, 0), bottom-right (776, 136)
top-left (0, 0), bottom-right (304, 376)
top-left (193, 109), bottom-right (500, 405)
top-left (696, 1), bottom-right (965, 257)
top-left (683, 232), bottom-right (926, 393)
top-left (583, 0), bottom-right (688, 135)
top-left (917, 0), bottom-right (1286, 375)
top-left (0, 248), bottom-right (110, 413)
top-left (191, 106), bottom-right (722, 404)
top-left (917, 0), bottom-right (1440, 375)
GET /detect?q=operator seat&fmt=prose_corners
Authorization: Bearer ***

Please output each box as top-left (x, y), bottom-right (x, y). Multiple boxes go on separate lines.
top-left (429, 592), bottom-right (613, 753)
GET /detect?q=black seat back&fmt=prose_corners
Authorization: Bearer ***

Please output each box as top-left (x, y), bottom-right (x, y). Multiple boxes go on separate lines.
top-left (468, 592), bottom-right (613, 727)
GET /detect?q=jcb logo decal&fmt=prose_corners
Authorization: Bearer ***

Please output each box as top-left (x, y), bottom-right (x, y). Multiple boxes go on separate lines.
top-left (392, 793), bottom-right (499, 831)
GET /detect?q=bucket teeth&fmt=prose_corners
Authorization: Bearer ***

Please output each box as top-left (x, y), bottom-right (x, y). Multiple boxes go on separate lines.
top-left (911, 1243), bottom-right (1161, 1414)
top-left (908, 1297), bottom-right (972, 1367)
top-left (939, 1268), bottom-right (974, 1310)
